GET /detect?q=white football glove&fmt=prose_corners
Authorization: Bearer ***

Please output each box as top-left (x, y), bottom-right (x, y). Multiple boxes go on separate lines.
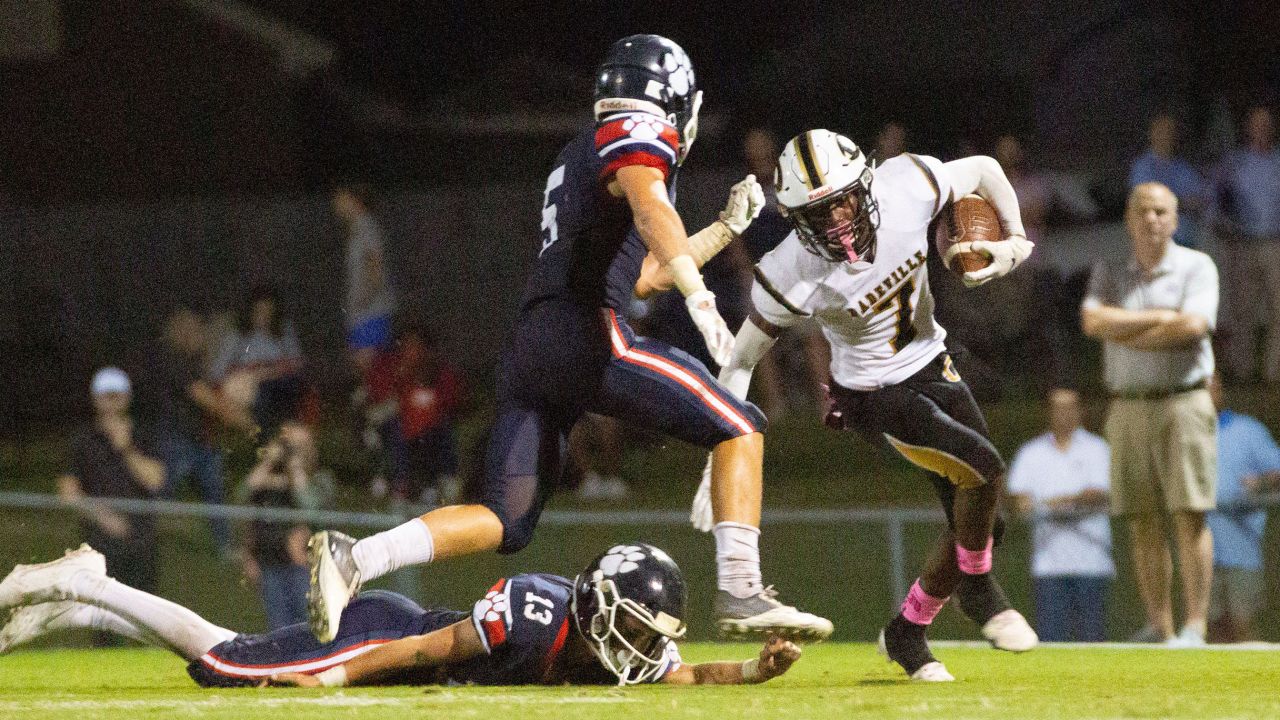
top-left (691, 457), bottom-right (714, 532)
top-left (686, 289), bottom-right (735, 366)
top-left (719, 174), bottom-right (766, 236)
top-left (952, 235), bottom-right (1034, 288)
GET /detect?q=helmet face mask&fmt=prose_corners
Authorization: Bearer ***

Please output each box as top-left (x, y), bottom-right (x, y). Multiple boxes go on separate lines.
top-left (593, 35), bottom-right (700, 165)
top-left (781, 167), bottom-right (879, 263)
top-left (571, 543), bottom-right (688, 686)
top-left (775, 130), bottom-right (881, 264)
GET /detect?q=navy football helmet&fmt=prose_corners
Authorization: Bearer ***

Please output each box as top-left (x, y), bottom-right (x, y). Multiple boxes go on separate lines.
top-left (593, 34), bottom-right (702, 165)
top-left (571, 542), bottom-right (688, 685)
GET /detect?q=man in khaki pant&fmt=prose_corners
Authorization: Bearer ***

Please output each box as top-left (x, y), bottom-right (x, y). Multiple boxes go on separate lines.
top-left (1082, 182), bottom-right (1220, 645)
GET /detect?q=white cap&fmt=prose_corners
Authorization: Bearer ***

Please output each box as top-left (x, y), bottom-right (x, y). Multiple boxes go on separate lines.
top-left (91, 367), bottom-right (131, 396)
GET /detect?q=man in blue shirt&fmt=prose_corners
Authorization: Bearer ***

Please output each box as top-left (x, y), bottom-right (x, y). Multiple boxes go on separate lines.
top-left (1129, 114), bottom-right (1206, 249)
top-left (1207, 374), bottom-right (1280, 641)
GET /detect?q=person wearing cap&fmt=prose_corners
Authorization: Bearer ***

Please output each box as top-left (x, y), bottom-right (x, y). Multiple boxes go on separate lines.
top-left (56, 367), bottom-right (166, 608)
top-left (1081, 182), bottom-right (1220, 646)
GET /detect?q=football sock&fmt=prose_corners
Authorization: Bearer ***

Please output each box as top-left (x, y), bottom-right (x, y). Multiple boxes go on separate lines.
top-left (884, 613), bottom-right (938, 675)
top-left (956, 537), bottom-right (994, 575)
top-left (713, 522), bottom-right (764, 598)
top-left (68, 574), bottom-right (236, 660)
top-left (352, 517), bottom-right (436, 582)
top-left (956, 572), bottom-right (1011, 626)
top-left (45, 602), bottom-right (152, 645)
top-left (901, 579), bottom-right (948, 625)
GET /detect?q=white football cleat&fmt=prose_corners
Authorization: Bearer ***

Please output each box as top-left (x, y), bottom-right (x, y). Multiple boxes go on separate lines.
top-left (0, 601), bottom-right (80, 653)
top-left (0, 545), bottom-right (106, 611)
top-left (307, 531), bottom-right (362, 643)
top-left (715, 588), bottom-right (834, 642)
top-left (981, 608), bottom-right (1039, 652)
top-left (911, 661), bottom-right (956, 682)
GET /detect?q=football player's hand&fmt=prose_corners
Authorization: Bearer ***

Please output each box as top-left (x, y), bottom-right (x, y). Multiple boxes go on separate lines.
top-left (686, 290), bottom-right (735, 366)
top-left (720, 174), bottom-right (766, 236)
top-left (958, 236), bottom-right (1034, 288)
top-left (690, 457), bottom-right (714, 532)
top-left (757, 635), bottom-right (802, 681)
top-left (268, 672), bottom-right (321, 687)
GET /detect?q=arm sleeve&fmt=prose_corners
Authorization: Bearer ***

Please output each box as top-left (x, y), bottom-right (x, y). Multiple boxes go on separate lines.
top-left (470, 579), bottom-right (514, 654)
top-left (595, 114), bottom-right (679, 183)
top-left (939, 155), bottom-right (1026, 238)
top-left (1081, 260), bottom-right (1110, 311)
top-left (1180, 256), bottom-right (1219, 331)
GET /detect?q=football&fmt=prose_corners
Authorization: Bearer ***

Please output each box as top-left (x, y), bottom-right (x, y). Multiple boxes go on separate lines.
top-left (939, 194), bottom-right (1004, 274)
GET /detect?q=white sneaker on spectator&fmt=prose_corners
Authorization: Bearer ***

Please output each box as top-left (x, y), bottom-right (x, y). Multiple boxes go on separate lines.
top-left (0, 601), bottom-right (79, 653)
top-left (982, 608), bottom-right (1039, 652)
top-left (1166, 626), bottom-right (1207, 648)
top-left (0, 545), bottom-right (106, 611)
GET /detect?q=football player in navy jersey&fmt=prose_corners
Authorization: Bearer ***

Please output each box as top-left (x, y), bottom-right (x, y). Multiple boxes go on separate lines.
top-left (306, 35), bottom-right (831, 644)
top-left (0, 543), bottom-right (801, 688)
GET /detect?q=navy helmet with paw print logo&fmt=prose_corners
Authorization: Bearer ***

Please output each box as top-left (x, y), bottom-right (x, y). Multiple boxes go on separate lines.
top-left (593, 34), bottom-right (702, 165)
top-left (571, 542), bottom-right (687, 685)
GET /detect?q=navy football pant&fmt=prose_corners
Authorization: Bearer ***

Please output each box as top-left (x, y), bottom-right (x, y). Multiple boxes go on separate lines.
top-left (187, 590), bottom-right (466, 687)
top-left (483, 309), bottom-right (765, 553)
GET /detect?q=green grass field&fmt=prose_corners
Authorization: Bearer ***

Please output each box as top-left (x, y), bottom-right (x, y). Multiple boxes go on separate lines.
top-left (1, 643), bottom-right (1277, 720)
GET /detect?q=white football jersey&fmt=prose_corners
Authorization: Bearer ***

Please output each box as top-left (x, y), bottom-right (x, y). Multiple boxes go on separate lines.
top-left (753, 153), bottom-right (952, 390)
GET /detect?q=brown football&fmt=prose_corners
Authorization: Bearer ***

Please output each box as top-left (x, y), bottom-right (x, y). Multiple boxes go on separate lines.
top-left (938, 194), bottom-right (1004, 274)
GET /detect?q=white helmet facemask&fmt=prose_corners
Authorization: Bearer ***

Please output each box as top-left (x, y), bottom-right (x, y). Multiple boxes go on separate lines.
top-left (775, 130), bottom-right (880, 263)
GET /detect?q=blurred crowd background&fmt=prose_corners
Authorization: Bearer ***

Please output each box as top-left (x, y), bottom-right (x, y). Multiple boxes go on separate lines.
top-left (3, 1), bottom-right (1280, 641)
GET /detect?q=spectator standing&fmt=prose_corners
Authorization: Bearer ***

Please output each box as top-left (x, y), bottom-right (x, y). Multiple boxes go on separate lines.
top-left (333, 184), bottom-right (395, 372)
top-left (1206, 374), bottom-right (1280, 642)
top-left (1212, 106), bottom-right (1280, 383)
top-left (57, 368), bottom-right (165, 599)
top-left (1129, 114), bottom-right (1208, 248)
top-left (364, 325), bottom-right (464, 506)
top-left (1007, 388), bottom-right (1114, 642)
top-left (139, 306), bottom-right (256, 557)
top-left (1081, 182), bottom-right (1219, 646)
top-left (209, 286), bottom-right (306, 438)
top-left (237, 422), bottom-right (334, 630)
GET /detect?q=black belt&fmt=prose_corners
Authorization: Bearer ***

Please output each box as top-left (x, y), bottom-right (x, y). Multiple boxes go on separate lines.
top-left (1110, 379), bottom-right (1207, 401)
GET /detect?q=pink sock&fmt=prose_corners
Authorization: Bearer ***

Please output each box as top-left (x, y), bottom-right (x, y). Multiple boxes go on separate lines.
top-left (900, 579), bottom-right (948, 625)
top-left (956, 537), bottom-right (994, 575)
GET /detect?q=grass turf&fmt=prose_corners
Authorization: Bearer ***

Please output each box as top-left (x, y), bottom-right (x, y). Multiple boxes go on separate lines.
top-left (1, 643), bottom-right (1277, 720)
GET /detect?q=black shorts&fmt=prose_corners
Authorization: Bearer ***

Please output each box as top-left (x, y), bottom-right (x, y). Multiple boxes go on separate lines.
top-left (828, 352), bottom-right (1007, 528)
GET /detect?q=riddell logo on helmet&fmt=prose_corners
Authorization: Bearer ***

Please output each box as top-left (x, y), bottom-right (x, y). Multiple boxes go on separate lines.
top-left (807, 186), bottom-right (835, 201)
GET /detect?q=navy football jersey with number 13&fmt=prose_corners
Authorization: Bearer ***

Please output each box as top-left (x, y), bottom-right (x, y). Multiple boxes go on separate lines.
top-left (522, 112), bottom-right (680, 313)
top-left (448, 573), bottom-right (681, 685)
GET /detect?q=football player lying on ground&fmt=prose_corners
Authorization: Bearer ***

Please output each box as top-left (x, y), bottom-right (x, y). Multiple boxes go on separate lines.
top-left (690, 130), bottom-right (1038, 681)
top-left (0, 544), bottom-right (799, 687)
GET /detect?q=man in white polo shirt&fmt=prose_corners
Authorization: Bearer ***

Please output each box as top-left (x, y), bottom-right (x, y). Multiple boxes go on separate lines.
top-left (1081, 181), bottom-right (1219, 646)
top-left (1008, 388), bottom-right (1114, 642)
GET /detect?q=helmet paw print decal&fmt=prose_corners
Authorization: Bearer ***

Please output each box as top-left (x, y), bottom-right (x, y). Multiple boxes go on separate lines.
top-left (599, 545), bottom-right (648, 576)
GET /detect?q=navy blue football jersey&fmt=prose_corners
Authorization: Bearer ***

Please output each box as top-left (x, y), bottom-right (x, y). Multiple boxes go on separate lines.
top-left (522, 113), bottom-right (680, 314)
top-left (448, 573), bottom-right (681, 685)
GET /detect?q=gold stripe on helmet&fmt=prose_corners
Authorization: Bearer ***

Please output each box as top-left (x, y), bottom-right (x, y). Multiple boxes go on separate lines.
top-left (803, 131), bottom-right (825, 187)
top-left (790, 137), bottom-right (814, 190)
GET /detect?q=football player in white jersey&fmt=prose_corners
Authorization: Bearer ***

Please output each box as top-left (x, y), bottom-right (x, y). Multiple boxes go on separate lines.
top-left (692, 129), bottom-right (1037, 681)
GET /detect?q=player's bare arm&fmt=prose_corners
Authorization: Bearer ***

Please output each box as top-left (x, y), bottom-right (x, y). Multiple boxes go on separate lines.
top-left (614, 164), bottom-right (735, 364)
top-left (661, 636), bottom-right (801, 685)
top-left (635, 175), bottom-right (764, 299)
top-left (270, 619), bottom-right (485, 688)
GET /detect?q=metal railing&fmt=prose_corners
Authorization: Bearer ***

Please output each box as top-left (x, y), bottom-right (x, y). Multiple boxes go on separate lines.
top-left (3, 489), bottom-right (1273, 611)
